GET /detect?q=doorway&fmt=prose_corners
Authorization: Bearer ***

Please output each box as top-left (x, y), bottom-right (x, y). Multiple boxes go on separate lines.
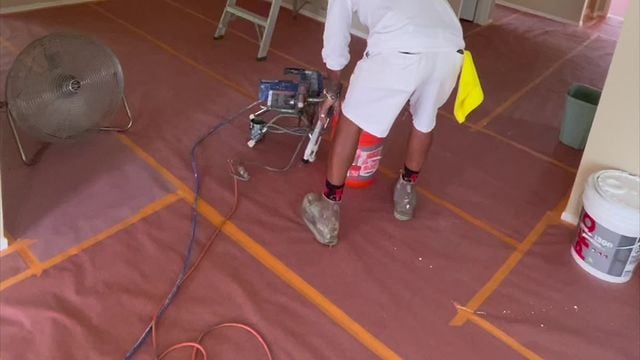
top-left (584, 0), bottom-right (630, 22)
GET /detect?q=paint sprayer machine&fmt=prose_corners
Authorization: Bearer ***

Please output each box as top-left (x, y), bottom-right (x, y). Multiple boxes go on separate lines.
top-left (246, 67), bottom-right (336, 164)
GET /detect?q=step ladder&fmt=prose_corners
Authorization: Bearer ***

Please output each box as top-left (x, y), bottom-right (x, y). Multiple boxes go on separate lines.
top-left (214, 0), bottom-right (311, 61)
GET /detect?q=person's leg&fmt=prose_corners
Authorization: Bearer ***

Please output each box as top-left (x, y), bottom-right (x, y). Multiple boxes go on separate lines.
top-left (393, 125), bottom-right (433, 221)
top-left (404, 126), bottom-right (434, 175)
top-left (301, 113), bottom-right (361, 247)
top-left (394, 49), bottom-right (462, 220)
top-left (303, 51), bottom-right (418, 245)
top-left (327, 114), bottom-right (362, 186)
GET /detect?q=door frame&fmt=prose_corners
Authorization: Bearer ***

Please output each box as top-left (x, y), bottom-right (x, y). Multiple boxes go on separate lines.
top-left (473, 0), bottom-right (496, 25)
top-left (451, 0), bottom-right (495, 25)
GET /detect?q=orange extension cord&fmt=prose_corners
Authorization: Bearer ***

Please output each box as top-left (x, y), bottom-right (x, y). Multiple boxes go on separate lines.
top-left (144, 162), bottom-right (273, 360)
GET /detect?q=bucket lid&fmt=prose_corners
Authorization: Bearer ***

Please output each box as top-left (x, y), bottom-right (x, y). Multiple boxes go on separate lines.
top-left (593, 170), bottom-right (640, 212)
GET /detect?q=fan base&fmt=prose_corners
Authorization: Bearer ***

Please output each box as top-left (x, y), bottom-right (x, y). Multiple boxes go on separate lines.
top-left (7, 94), bottom-right (135, 166)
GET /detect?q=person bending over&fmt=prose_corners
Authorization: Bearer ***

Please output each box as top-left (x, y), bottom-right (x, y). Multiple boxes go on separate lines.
top-left (302, 0), bottom-right (465, 246)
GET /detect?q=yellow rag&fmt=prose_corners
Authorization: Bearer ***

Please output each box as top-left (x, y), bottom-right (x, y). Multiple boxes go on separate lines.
top-left (454, 50), bottom-right (484, 123)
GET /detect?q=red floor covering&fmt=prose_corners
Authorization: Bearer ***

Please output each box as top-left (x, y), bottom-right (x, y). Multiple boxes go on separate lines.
top-left (1, 2), bottom-right (637, 359)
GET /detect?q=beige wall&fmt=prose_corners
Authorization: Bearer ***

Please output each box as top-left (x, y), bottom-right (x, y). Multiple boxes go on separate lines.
top-left (0, 0), bottom-right (93, 14)
top-left (0, 169), bottom-right (5, 250)
top-left (563, 0), bottom-right (639, 223)
top-left (449, 0), bottom-right (464, 16)
top-left (0, 0), bottom-right (37, 7)
top-left (498, 0), bottom-right (587, 24)
top-left (0, 0), bottom-right (58, 9)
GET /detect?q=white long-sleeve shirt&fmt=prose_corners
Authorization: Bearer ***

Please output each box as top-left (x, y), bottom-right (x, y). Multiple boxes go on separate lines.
top-left (322, 0), bottom-right (465, 71)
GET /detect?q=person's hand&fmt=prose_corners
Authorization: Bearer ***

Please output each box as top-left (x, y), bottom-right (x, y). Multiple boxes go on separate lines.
top-left (318, 78), bottom-right (342, 125)
top-left (318, 91), bottom-right (340, 126)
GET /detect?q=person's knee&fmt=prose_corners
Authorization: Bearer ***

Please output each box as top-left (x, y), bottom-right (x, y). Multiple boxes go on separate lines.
top-left (337, 112), bottom-right (363, 134)
top-left (412, 121), bottom-right (436, 135)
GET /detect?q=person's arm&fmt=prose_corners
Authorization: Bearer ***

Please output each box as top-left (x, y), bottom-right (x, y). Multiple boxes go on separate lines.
top-left (321, 0), bottom-right (353, 96)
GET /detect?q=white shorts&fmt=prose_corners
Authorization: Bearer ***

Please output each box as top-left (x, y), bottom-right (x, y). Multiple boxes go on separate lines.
top-left (341, 49), bottom-right (463, 138)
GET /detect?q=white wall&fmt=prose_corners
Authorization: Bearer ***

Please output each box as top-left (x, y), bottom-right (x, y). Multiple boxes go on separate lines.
top-left (281, 0), bottom-right (471, 38)
top-left (474, 0), bottom-right (496, 25)
top-left (497, 0), bottom-right (588, 24)
top-left (280, 0), bottom-right (367, 37)
top-left (563, 0), bottom-right (639, 224)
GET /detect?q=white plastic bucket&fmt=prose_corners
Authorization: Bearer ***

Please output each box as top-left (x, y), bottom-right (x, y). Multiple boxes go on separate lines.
top-left (571, 169), bottom-right (640, 283)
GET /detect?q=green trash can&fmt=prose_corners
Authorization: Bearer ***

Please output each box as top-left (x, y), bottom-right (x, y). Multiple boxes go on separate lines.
top-left (559, 83), bottom-right (602, 150)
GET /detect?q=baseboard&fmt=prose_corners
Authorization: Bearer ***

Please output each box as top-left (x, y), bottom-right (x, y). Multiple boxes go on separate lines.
top-left (496, 1), bottom-right (581, 26)
top-left (0, 0), bottom-right (97, 15)
top-left (607, 14), bottom-right (625, 21)
top-left (475, 18), bottom-right (493, 26)
top-left (561, 211), bottom-right (579, 226)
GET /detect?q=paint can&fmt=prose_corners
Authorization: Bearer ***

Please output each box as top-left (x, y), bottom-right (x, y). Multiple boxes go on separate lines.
top-left (571, 170), bottom-right (640, 283)
top-left (329, 114), bottom-right (384, 189)
top-left (346, 131), bottom-right (384, 188)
